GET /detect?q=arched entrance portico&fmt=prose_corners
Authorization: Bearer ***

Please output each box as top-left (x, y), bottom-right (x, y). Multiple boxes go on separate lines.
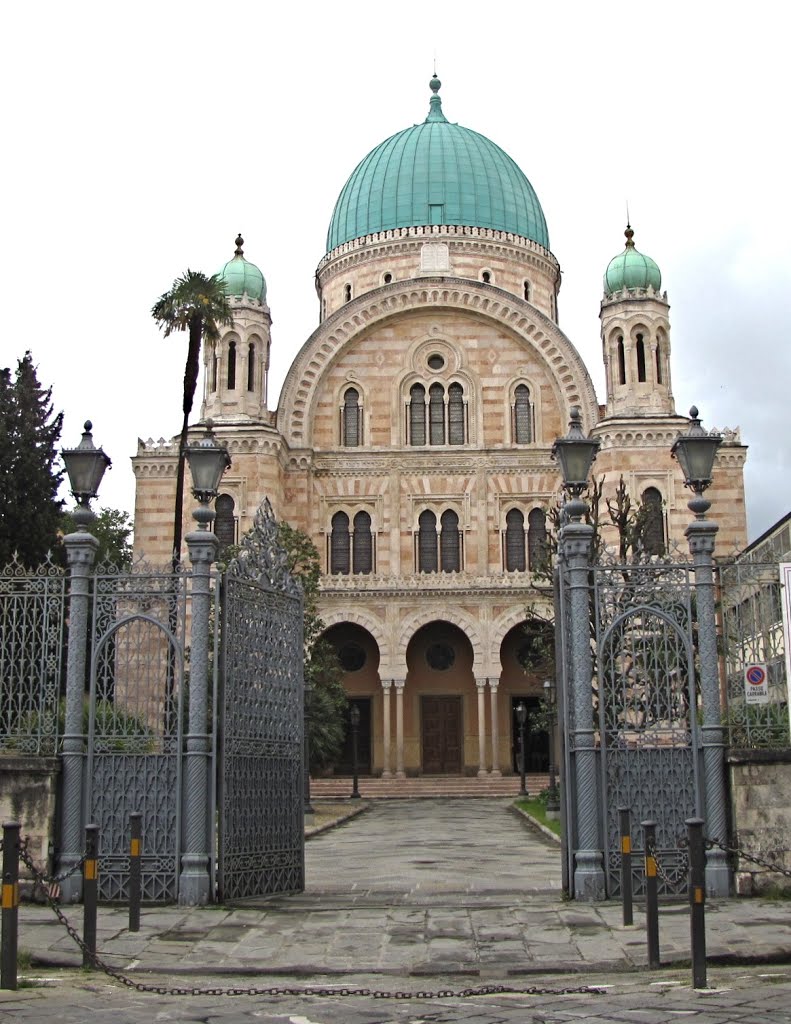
top-left (321, 622), bottom-right (381, 774)
top-left (405, 621), bottom-right (476, 775)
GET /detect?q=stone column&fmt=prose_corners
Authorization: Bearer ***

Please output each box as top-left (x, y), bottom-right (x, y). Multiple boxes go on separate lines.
top-left (394, 679), bottom-right (406, 778)
top-left (489, 682), bottom-right (501, 776)
top-left (476, 681), bottom-right (487, 778)
top-left (563, 518), bottom-right (606, 900)
top-left (179, 522), bottom-right (218, 905)
top-left (58, 527), bottom-right (99, 903)
top-left (381, 681), bottom-right (392, 778)
top-left (688, 517), bottom-right (730, 896)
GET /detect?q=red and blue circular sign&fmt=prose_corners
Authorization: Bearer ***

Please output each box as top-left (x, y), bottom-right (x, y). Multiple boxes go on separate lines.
top-left (746, 665), bottom-right (767, 686)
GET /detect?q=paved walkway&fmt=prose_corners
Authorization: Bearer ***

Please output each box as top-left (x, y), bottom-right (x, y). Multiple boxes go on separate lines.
top-left (12, 799), bottom-right (791, 978)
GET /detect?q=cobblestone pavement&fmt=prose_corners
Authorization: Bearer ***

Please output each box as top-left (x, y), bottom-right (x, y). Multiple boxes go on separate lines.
top-left (3, 966), bottom-right (791, 1022)
top-left (5, 800), bottom-right (791, 1020)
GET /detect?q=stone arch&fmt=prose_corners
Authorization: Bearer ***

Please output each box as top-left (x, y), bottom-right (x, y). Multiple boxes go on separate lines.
top-left (490, 603), bottom-right (553, 671)
top-left (276, 278), bottom-right (599, 444)
top-left (320, 607), bottom-right (389, 674)
top-left (395, 607), bottom-right (486, 675)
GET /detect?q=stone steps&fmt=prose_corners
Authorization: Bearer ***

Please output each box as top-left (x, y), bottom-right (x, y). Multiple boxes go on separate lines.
top-left (309, 774), bottom-right (549, 799)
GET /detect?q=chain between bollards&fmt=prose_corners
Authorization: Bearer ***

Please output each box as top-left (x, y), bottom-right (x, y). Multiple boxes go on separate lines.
top-left (1, 822), bottom-right (21, 991)
top-left (619, 807), bottom-right (633, 927)
top-left (82, 824), bottom-right (99, 968)
top-left (128, 813), bottom-right (142, 933)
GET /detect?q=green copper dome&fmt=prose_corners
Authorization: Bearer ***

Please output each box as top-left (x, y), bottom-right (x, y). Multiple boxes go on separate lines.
top-left (326, 77), bottom-right (549, 253)
top-left (216, 235), bottom-right (267, 302)
top-left (604, 226), bottom-right (661, 295)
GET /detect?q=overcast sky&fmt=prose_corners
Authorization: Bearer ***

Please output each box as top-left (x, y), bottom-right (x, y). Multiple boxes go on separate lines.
top-left (3, 1), bottom-right (789, 545)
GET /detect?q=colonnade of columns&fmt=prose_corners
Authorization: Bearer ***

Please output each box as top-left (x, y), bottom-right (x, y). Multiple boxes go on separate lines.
top-left (379, 677), bottom-right (502, 777)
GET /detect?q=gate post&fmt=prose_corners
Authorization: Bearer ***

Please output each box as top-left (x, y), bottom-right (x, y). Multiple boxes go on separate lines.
top-left (562, 517), bottom-right (606, 900)
top-left (179, 519), bottom-right (219, 905)
top-left (59, 525), bottom-right (99, 902)
top-left (687, 517), bottom-right (730, 896)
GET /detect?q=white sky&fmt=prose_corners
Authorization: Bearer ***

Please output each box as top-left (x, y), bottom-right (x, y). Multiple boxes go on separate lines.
top-left (3, 1), bottom-right (789, 544)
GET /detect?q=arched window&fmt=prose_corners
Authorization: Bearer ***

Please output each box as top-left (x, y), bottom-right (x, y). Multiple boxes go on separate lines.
top-left (641, 487), bottom-right (665, 556)
top-left (247, 342), bottom-right (255, 392)
top-left (344, 283), bottom-right (352, 302)
top-left (636, 333), bottom-right (646, 382)
top-left (330, 512), bottom-right (350, 574)
top-left (527, 508), bottom-right (549, 572)
top-left (505, 508), bottom-right (526, 571)
top-left (481, 270), bottom-right (491, 283)
top-left (352, 511), bottom-right (373, 574)
top-left (214, 494), bottom-right (235, 553)
top-left (409, 384), bottom-right (426, 445)
top-left (227, 340), bottom-right (236, 390)
top-left (343, 387), bottom-right (360, 447)
top-left (448, 383), bottom-right (465, 445)
top-left (429, 383), bottom-right (445, 445)
top-left (383, 272), bottom-right (393, 284)
top-left (514, 384), bottom-right (532, 443)
top-left (210, 345), bottom-right (218, 393)
top-left (656, 345), bottom-right (663, 384)
top-left (617, 336), bottom-right (626, 385)
top-left (418, 510), bottom-right (438, 572)
top-left (440, 510), bottom-right (461, 572)
top-left (523, 281), bottom-right (531, 301)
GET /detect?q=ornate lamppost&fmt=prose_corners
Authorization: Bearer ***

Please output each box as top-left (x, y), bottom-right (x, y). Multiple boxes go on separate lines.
top-left (552, 406), bottom-right (605, 900)
top-left (671, 406), bottom-right (729, 896)
top-left (349, 703), bottom-right (361, 800)
top-left (516, 701), bottom-right (528, 797)
top-left (58, 422), bottom-right (111, 901)
top-left (178, 424), bottom-right (230, 905)
top-left (543, 678), bottom-right (560, 817)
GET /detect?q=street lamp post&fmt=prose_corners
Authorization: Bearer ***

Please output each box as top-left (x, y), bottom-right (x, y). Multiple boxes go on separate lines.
top-left (543, 678), bottom-right (560, 817)
top-left (58, 422), bottom-right (111, 902)
top-left (350, 703), bottom-right (361, 800)
top-left (671, 406), bottom-right (730, 897)
top-left (179, 424), bottom-right (230, 905)
top-left (516, 701), bottom-right (528, 797)
top-left (552, 407), bottom-right (605, 900)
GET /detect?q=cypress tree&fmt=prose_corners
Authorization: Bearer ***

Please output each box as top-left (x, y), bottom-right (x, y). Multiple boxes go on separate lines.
top-left (0, 352), bottom-right (64, 567)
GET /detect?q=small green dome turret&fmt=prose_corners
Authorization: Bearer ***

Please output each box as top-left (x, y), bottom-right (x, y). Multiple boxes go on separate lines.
top-left (216, 235), bottom-right (267, 303)
top-left (326, 77), bottom-right (549, 252)
top-left (604, 225), bottom-right (661, 296)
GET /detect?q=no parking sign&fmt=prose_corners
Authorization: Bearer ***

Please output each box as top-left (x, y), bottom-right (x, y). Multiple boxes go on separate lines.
top-left (744, 664), bottom-right (769, 704)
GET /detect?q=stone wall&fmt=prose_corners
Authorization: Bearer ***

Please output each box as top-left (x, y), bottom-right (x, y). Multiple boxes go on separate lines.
top-left (0, 755), bottom-right (60, 883)
top-left (728, 749), bottom-right (791, 895)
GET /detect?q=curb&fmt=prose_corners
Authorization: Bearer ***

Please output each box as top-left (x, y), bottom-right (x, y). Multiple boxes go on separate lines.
top-left (305, 800), bottom-right (370, 839)
top-left (509, 801), bottom-right (562, 845)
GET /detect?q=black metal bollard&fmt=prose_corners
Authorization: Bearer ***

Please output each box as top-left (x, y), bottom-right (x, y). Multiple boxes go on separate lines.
top-left (82, 824), bottom-right (99, 968)
top-left (1, 822), bottom-right (20, 991)
top-left (687, 817), bottom-right (707, 989)
top-left (128, 813), bottom-right (142, 933)
top-left (642, 819), bottom-right (660, 968)
top-left (619, 807), bottom-right (633, 926)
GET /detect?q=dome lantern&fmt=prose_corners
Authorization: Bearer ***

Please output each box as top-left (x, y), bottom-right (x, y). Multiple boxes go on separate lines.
top-left (604, 225), bottom-right (662, 296)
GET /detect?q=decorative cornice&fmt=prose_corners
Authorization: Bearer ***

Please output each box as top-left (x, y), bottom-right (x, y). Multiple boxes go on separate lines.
top-left (278, 279), bottom-right (599, 445)
top-left (319, 570), bottom-right (553, 597)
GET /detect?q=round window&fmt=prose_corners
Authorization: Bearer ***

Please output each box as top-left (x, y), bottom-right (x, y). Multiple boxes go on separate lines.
top-left (427, 353), bottom-right (445, 371)
top-left (426, 642), bottom-right (455, 671)
top-left (338, 643), bottom-right (366, 672)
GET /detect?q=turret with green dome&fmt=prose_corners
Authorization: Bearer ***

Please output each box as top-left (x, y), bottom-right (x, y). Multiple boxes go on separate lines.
top-left (326, 77), bottom-right (550, 252)
top-left (604, 225), bottom-right (662, 295)
top-left (216, 235), bottom-right (267, 303)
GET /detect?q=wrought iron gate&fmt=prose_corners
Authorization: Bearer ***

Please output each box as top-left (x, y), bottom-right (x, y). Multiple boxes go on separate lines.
top-left (559, 557), bottom-right (702, 898)
top-left (86, 563), bottom-right (187, 902)
top-left (216, 501), bottom-right (305, 901)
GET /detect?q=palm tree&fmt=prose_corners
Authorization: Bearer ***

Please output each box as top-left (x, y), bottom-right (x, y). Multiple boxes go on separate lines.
top-left (152, 270), bottom-right (233, 563)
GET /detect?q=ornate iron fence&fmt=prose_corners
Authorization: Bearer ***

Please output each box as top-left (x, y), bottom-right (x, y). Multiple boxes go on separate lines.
top-left (0, 554), bottom-right (66, 755)
top-left (717, 559), bottom-right (790, 748)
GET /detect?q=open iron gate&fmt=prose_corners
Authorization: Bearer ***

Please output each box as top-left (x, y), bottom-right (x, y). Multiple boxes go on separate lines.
top-left (216, 501), bottom-right (305, 901)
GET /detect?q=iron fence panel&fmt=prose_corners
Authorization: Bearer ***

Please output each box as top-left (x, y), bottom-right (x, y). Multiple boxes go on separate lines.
top-left (0, 555), bottom-right (66, 755)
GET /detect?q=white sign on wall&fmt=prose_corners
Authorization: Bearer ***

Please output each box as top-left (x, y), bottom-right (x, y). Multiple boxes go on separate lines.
top-left (744, 663), bottom-right (769, 704)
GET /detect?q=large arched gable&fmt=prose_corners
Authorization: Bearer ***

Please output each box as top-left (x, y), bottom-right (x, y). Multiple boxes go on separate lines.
top-left (277, 280), bottom-right (600, 444)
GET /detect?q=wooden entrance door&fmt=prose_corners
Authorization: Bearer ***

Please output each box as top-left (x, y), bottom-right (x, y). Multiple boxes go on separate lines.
top-left (421, 696), bottom-right (462, 773)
